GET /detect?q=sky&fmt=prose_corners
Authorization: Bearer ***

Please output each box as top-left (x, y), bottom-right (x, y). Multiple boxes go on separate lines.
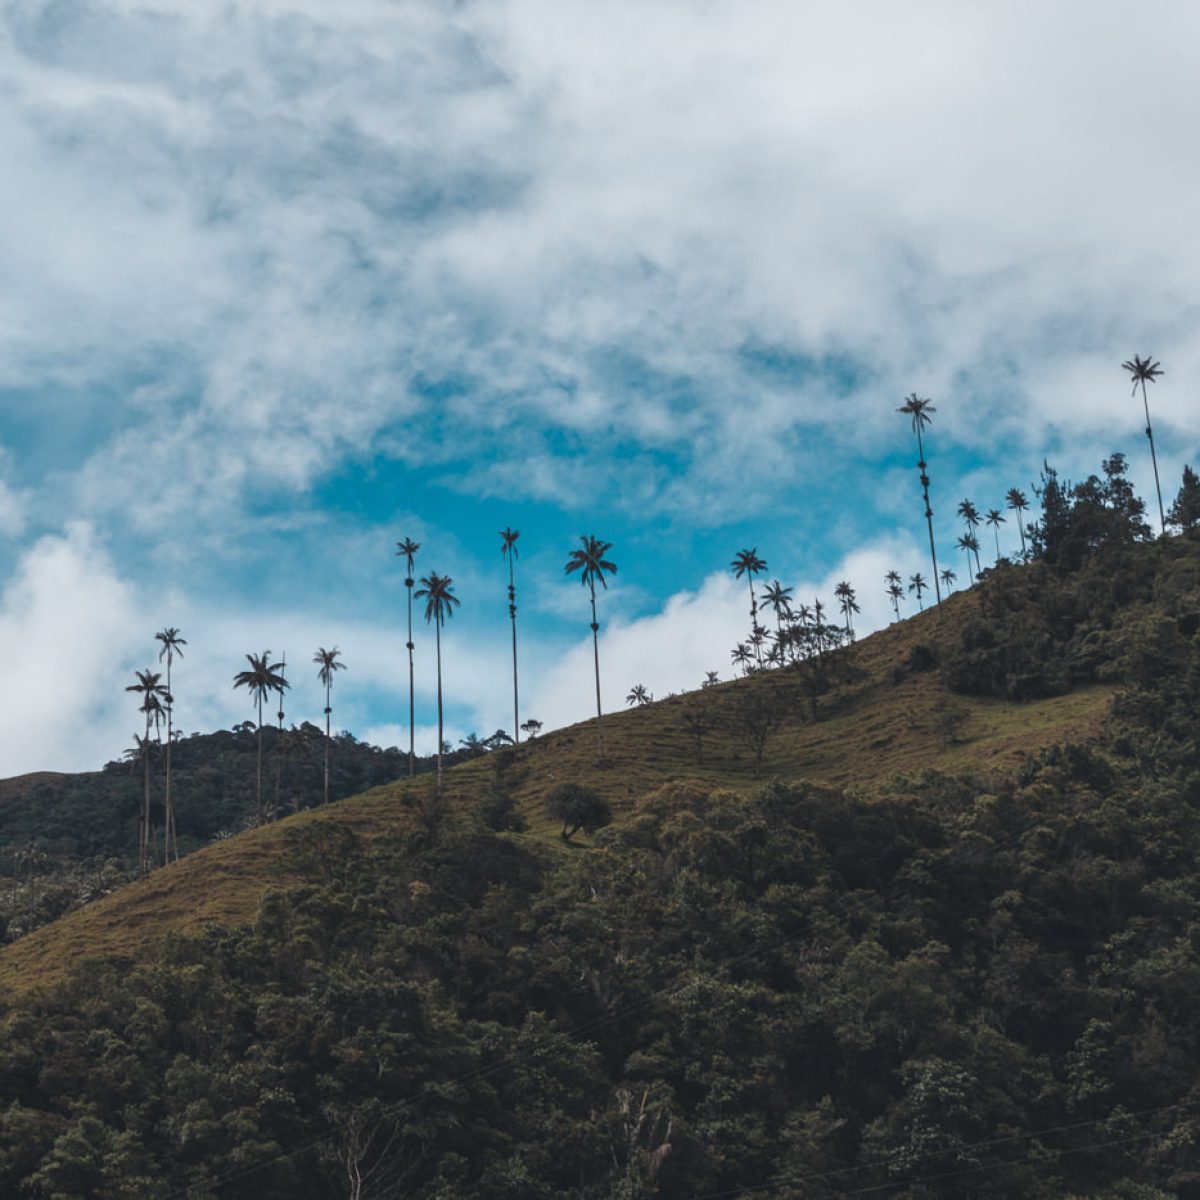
top-left (2, 0), bottom-right (1198, 774)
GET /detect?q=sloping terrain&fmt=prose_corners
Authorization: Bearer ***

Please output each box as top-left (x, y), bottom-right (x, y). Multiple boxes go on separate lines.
top-left (0, 579), bottom-right (1114, 993)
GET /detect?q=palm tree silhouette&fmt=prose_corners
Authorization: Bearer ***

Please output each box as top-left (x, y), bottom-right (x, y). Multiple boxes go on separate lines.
top-left (885, 570), bottom-right (904, 622)
top-left (1122, 355), bottom-right (1166, 532)
top-left (126, 668), bottom-right (168, 876)
top-left (1006, 488), bottom-right (1030, 561)
top-left (313, 647), bottom-right (346, 807)
top-left (233, 651), bottom-right (289, 824)
top-left (731, 549), bottom-right (768, 665)
top-left (897, 395), bottom-right (942, 605)
top-left (940, 567), bottom-right (957, 594)
top-left (565, 535), bottom-right (618, 757)
top-left (271, 653), bottom-right (290, 821)
top-left (154, 627), bottom-right (186, 864)
top-left (908, 572), bottom-right (929, 611)
top-left (626, 684), bottom-right (651, 707)
top-left (834, 581), bottom-right (859, 638)
top-left (761, 579), bottom-right (793, 652)
top-left (957, 500), bottom-right (983, 576)
top-left (957, 533), bottom-right (980, 584)
top-left (395, 537), bottom-right (421, 777)
top-left (500, 527), bottom-right (521, 744)
top-left (985, 508), bottom-right (1006, 562)
top-left (731, 642), bottom-right (753, 675)
top-left (414, 572), bottom-right (460, 795)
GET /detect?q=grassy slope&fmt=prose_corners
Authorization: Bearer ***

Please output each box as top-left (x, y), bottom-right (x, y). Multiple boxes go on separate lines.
top-left (0, 583), bottom-right (1113, 993)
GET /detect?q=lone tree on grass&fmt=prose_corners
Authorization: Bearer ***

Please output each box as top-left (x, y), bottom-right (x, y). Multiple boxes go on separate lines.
top-left (565, 535), bottom-right (618, 758)
top-left (546, 783), bottom-right (612, 841)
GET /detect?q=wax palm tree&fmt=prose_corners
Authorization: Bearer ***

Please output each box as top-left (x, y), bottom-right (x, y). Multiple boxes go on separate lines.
top-left (908, 572), bottom-right (929, 611)
top-left (271, 653), bottom-right (290, 820)
top-left (885, 570), bottom-right (904, 622)
top-left (1122, 354), bottom-right (1166, 532)
top-left (957, 533), bottom-right (980, 584)
top-left (500, 527), bottom-right (521, 744)
top-left (626, 684), bottom-right (651, 707)
top-left (233, 651), bottom-right (289, 824)
top-left (761, 580), bottom-right (793, 651)
top-left (126, 669), bottom-right (168, 876)
top-left (731, 642), bottom-right (753, 675)
top-left (833, 581), bottom-right (859, 638)
top-left (415, 572), bottom-right (461, 794)
top-left (313, 647), bottom-right (346, 807)
top-left (731, 549), bottom-right (768, 665)
top-left (566, 536), bottom-right (618, 756)
top-left (1006, 487), bottom-right (1030, 560)
top-left (395, 537), bottom-right (421, 777)
top-left (985, 508), bottom-right (1006, 562)
top-left (957, 500), bottom-right (983, 576)
top-left (154, 627), bottom-right (186, 864)
top-left (940, 567), bottom-right (957, 593)
top-left (897, 394), bottom-right (942, 604)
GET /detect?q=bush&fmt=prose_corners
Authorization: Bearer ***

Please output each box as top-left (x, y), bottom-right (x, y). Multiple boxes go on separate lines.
top-left (545, 783), bottom-right (612, 841)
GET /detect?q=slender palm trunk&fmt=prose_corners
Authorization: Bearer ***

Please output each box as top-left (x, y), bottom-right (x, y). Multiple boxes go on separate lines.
top-left (915, 426), bottom-right (942, 605)
top-left (406, 579), bottom-right (416, 777)
top-left (964, 544), bottom-right (973, 584)
top-left (747, 578), bottom-right (762, 666)
top-left (434, 617), bottom-right (444, 795)
top-left (1140, 379), bottom-right (1166, 533)
top-left (508, 559), bottom-right (520, 745)
top-left (590, 581), bottom-right (605, 757)
top-left (164, 661), bottom-right (176, 865)
top-left (141, 716), bottom-right (151, 877)
top-left (255, 695), bottom-right (264, 823)
top-left (324, 680), bottom-right (332, 807)
top-left (1016, 516), bottom-right (1027, 561)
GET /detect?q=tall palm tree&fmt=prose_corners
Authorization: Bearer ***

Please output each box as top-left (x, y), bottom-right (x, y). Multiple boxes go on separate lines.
top-left (1122, 355), bottom-right (1166, 533)
top-left (957, 500), bottom-right (983, 576)
top-left (126, 668), bottom-right (168, 876)
top-left (500, 527), bottom-right (521, 744)
top-left (565, 536), bottom-right (618, 756)
top-left (940, 567), bottom-right (957, 594)
top-left (313, 647), bottom-right (346, 807)
top-left (897, 394), bottom-right (942, 605)
top-left (731, 549), bottom-right (768, 665)
top-left (833, 581), bottom-right (859, 638)
top-left (233, 651), bottom-right (289, 824)
top-left (272, 653), bottom-right (290, 821)
top-left (154, 627), bottom-right (186, 864)
top-left (761, 580), bottom-right (794, 651)
top-left (985, 508), bottom-right (1006, 562)
top-left (908, 572), bottom-right (929, 611)
top-left (1006, 488), bottom-right (1030, 561)
top-left (957, 533), bottom-right (980, 584)
top-left (395, 537), bottom-right (421, 777)
top-left (885, 570), bottom-right (904, 622)
top-left (415, 572), bottom-right (460, 794)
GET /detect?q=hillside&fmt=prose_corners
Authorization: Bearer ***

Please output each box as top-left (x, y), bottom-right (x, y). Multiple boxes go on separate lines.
top-left (0, 568), bottom-right (1115, 993)
top-left (2, 534), bottom-right (1200, 1197)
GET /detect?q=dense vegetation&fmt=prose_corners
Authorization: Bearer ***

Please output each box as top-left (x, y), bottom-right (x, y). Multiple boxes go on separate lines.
top-left (2, 523), bottom-right (1200, 1195)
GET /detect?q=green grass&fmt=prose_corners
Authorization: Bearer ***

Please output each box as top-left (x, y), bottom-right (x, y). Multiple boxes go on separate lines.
top-left (0, 585), bottom-right (1114, 993)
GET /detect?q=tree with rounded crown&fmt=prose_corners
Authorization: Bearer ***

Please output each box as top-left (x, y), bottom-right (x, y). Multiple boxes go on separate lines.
top-left (500, 527), bottom-right (522, 744)
top-left (985, 508), bottom-right (1006, 562)
top-left (313, 647), bottom-right (346, 807)
top-left (1122, 354), bottom-right (1166, 532)
top-left (908, 572), bottom-right (929, 611)
top-left (126, 668), bottom-right (168, 876)
top-left (1006, 487), bottom-right (1030, 560)
top-left (897, 395), bottom-right (942, 605)
top-left (731, 549), bottom-right (768, 665)
top-left (154, 627), bottom-right (186, 864)
top-left (233, 651), bottom-right (289, 825)
top-left (565, 536), bottom-right (618, 757)
top-left (415, 572), bottom-right (460, 795)
top-left (834, 581), bottom-right (859, 638)
top-left (395, 537), bottom-right (421, 777)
